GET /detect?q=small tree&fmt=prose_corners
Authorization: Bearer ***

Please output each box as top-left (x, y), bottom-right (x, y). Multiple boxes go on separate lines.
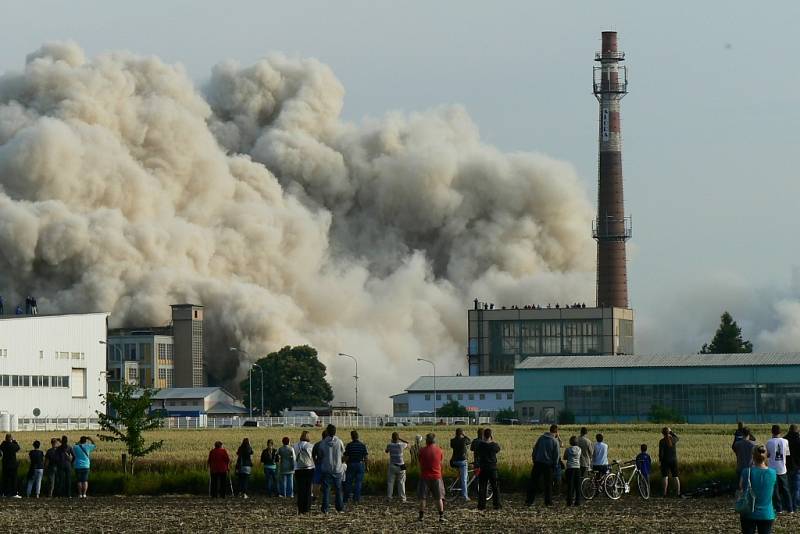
top-left (96, 383), bottom-right (165, 474)
top-left (437, 400), bottom-right (469, 418)
top-left (701, 311), bottom-right (753, 354)
top-left (648, 403), bottom-right (686, 424)
top-left (558, 409), bottom-right (576, 424)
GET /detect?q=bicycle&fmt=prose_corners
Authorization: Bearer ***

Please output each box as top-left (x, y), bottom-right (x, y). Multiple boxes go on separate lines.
top-left (445, 466), bottom-right (493, 502)
top-left (580, 466), bottom-right (620, 500)
top-left (606, 459), bottom-right (650, 500)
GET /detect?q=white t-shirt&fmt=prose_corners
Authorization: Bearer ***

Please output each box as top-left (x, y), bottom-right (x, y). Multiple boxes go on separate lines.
top-left (766, 437), bottom-right (790, 475)
top-left (593, 442), bottom-right (608, 466)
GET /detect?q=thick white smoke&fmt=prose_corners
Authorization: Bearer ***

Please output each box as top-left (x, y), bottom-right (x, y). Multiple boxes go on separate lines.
top-left (0, 43), bottom-right (596, 412)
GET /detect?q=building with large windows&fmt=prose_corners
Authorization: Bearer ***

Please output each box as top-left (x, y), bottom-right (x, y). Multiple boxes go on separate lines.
top-left (0, 312), bottom-right (108, 422)
top-left (514, 353), bottom-right (800, 424)
top-left (391, 375), bottom-right (514, 418)
top-left (107, 304), bottom-right (205, 389)
top-left (468, 303), bottom-right (633, 375)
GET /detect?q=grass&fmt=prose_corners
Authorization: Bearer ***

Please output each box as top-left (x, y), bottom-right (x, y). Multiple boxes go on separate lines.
top-left (9, 423), bottom-right (761, 494)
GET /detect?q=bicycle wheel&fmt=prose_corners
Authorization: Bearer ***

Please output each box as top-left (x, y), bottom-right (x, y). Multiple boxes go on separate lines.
top-left (636, 472), bottom-right (650, 500)
top-left (580, 477), bottom-right (597, 500)
top-left (445, 478), bottom-right (461, 502)
top-left (604, 473), bottom-right (623, 500)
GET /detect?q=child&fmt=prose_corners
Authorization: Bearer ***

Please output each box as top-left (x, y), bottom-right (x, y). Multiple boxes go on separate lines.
top-left (635, 443), bottom-right (652, 480)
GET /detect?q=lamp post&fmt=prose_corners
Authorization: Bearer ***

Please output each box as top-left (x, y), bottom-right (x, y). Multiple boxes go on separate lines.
top-left (252, 363), bottom-right (264, 417)
top-left (337, 353), bottom-right (359, 417)
top-left (417, 358), bottom-right (436, 422)
top-left (229, 347), bottom-right (254, 418)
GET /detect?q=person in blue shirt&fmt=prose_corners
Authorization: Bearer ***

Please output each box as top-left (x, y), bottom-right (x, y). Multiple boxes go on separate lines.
top-left (635, 444), bottom-right (652, 480)
top-left (72, 436), bottom-right (97, 498)
top-left (739, 444), bottom-right (777, 534)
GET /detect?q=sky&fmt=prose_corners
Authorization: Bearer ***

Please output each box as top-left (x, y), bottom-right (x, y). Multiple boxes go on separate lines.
top-left (2, 0), bottom-right (799, 357)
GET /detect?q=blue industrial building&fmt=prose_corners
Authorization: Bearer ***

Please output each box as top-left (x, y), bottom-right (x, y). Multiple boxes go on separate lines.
top-left (514, 353), bottom-right (800, 424)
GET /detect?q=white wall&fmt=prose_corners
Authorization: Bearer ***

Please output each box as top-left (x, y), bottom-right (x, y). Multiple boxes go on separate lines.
top-left (405, 390), bottom-right (515, 415)
top-left (0, 313), bottom-right (108, 419)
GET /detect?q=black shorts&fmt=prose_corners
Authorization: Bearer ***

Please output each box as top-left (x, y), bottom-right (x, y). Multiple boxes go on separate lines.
top-left (660, 461), bottom-right (678, 478)
top-left (75, 468), bottom-right (90, 483)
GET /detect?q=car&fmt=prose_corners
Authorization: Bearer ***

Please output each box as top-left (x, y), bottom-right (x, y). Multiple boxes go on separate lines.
top-left (497, 418), bottom-right (520, 425)
top-left (242, 420), bottom-right (259, 427)
top-left (453, 420), bottom-right (467, 426)
top-left (300, 423), bottom-right (314, 428)
top-left (384, 422), bottom-right (398, 427)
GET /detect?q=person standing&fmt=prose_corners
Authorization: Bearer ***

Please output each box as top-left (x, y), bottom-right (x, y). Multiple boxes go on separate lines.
top-left (417, 433), bottom-right (446, 523)
top-left (72, 436), bottom-right (97, 498)
top-left (592, 434), bottom-right (609, 477)
top-left (449, 428), bottom-right (471, 500)
top-left (734, 428), bottom-right (758, 480)
top-left (658, 427), bottom-right (680, 497)
top-left (311, 430), bottom-right (327, 503)
top-left (470, 428), bottom-right (484, 468)
top-left (734, 421), bottom-right (747, 444)
top-left (44, 438), bottom-right (60, 498)
top-left (636, 444), bottom-right (652, 484)
top-left (235, 438), bottom-right (253, 499)
top-left (526, 424), bottom-right (560, 507)
top-left (766, 424), bottom-right (793, 513)
top-left (207, 441), bottom-right (231, 498)
top-left (343, 430), bottom-right (368, 504)
top-left (55, 435), bottom-right (74, 498)
top-left (564, 436), bottom-right (582, 506)
top-left (577, 427), bottom-right (594, 480)
top-left (294, 431), bottom-right (315, 514)
top-left (26, 440), bottom-right (45, 498)
top-left (784, 424), bottom-right (800, 511)
top-left (277, 437), bottom-right (296, 498)
top-left (260, 439), bottom-right (278, 497)
top-left (385, 432), bottom-right (409, 502)
top-left (0, 433), bottom-right (21, 498)
top-left (738, 445), bottom-right (777, 534)
top-left (319, 424), bottom-right (345, 514)
top-left (476, 428), bottom-right (501, 510)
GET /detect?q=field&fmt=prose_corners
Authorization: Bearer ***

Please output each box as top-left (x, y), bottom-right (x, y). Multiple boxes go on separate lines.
top-left (2, 495), bottom-right (799, 533)
top-left (8, 423), bottom-right (777, 494)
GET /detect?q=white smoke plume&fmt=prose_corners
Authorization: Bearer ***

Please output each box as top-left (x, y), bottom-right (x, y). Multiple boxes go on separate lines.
top-left (0, 42), bottom-right (596, 412)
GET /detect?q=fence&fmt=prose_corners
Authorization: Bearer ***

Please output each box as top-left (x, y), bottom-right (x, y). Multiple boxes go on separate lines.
top-left (14, 417), bottom-right (101, 431)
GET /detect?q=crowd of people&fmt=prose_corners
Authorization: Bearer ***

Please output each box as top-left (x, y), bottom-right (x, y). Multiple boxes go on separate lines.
top-left (0, 433), bottom-right (96, 499)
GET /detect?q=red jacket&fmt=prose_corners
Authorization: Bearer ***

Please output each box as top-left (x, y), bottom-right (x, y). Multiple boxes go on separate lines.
top-left (208, 447), bottom-right (230, 474)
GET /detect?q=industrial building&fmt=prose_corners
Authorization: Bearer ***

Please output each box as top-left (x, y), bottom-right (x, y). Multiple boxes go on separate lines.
top-left (0, 312), bottom-right (108, 422)
top-left (147, 387), bottom-right (246, 417)
top-left (391, 375), bottom-right (514, 418)
top-left (514, 353), bottom-right (800, 424)
top-left (107, 304), bottom-right (206, 389)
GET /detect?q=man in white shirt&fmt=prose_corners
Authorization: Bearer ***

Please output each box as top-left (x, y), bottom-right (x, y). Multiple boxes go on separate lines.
top-left (766, 424), bottom-right (794, 513)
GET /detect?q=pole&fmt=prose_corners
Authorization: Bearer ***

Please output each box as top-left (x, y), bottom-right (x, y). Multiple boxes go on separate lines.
top-left (338, 353), bottom-right (359, 418)
top-left (248, 367), bottom-right (253, 418)
top-left (252, 363), bottom-right (264, 417)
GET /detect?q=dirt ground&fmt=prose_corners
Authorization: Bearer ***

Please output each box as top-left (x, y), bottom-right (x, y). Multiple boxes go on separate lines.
top-left (1, 494), bottom-right (798, 533)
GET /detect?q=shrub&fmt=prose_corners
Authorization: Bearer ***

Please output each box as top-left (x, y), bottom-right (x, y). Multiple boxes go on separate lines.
top-left (648, 404), bottom-right (687, 424)
top-left (557, 409), bottom-right (576, 424)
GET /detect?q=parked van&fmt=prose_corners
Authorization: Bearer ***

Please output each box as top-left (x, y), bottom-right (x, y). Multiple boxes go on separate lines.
top-left (282, 410), bottom-right (319, 423)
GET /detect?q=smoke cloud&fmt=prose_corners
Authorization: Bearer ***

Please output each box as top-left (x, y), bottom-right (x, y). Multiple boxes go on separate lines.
top-left (0, 43), bottom-right (596, 411)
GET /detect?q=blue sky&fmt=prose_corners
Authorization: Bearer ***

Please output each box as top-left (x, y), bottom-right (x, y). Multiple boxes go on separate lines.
top-left (3, 1), bottom-right (799, 351)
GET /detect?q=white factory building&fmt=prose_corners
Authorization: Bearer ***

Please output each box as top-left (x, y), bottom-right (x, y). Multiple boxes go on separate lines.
top-left (0, 312), bottom-right (109, 423)
top-left (391, 375), bottom-right (515, 418)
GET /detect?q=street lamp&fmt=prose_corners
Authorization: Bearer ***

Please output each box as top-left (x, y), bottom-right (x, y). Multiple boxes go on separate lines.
top-left (252, 363), bottom-right (264, 417)
top-left (417, 358), bottom-right (436, 422)
top-left (229, 347), bottom-right (254, 418)
top-left (337, 353), bottom-right (359, 417)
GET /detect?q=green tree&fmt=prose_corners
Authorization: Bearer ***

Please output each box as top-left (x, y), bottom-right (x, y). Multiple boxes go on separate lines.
top-left (96, 383), bottom-right (165, 474)
top-left (241, 345), bottom-right (334, 415)
top-left (701, 311), bottom-right (753, 354)
top-left (648, 403), bottom-right (686, 424)
top-left (557, 409), bottom-right (576, 424)
top-left (437, 400), bottom-right (469, 417)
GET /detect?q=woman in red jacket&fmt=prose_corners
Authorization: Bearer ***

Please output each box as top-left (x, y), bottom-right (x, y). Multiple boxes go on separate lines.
top-left (208, 441), bottom-right (231, 498)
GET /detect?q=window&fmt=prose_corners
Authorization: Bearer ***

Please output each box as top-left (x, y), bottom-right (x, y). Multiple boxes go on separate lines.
top-left (468, 393), bottom-right (474, 400)
top-left (71, 352), bottom-right (82, 360)
top-left (522, 407), bottom-right (529, 416)
top-left (71, 368), bottom-right (86, 398)
top-left (424, 394), bottom-right (431, 401)
top-left (479, 393), bottom-right (485, 400)
top-left (42, 376), bottom-right (49, 387)
top-left (0, 349), bottom-right (7, 358)
top-left (457, 393), bottom-right (463, 400)
top-left (436, 394), bottom-right (441, 401)
top-left (31, 375), bottom-right (41, 387)
top-left (157, 343), bottom-right (174, 362)
top-left (446, 394), bottom-right (453, 401)
top-left (0, 375), bottom-right (8, 386)
top-left (158, 368), bottom-right (167, 379)
top-left (12, 375), bottom-right (19, 387)
top-left (22, 375), bottom-right (30, 387)
top-left (39, 350), bottom-right (43, 359)
top-left (127, 368), bottom-right (139, 382)
top-left (57, 351), bottom-right (69, 360)
top-left (506, 393), bottom-right (513, 400)
top-left (495, 393), bottom-right (501, 400)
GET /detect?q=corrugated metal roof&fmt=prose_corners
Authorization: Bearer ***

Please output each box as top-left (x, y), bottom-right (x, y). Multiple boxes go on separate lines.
top-left (152, 387), bottom-right (229, 399)
top-left (405, 375), bottom-right (514, 392)
top-left (516, 353), bottom-right (800, 370)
